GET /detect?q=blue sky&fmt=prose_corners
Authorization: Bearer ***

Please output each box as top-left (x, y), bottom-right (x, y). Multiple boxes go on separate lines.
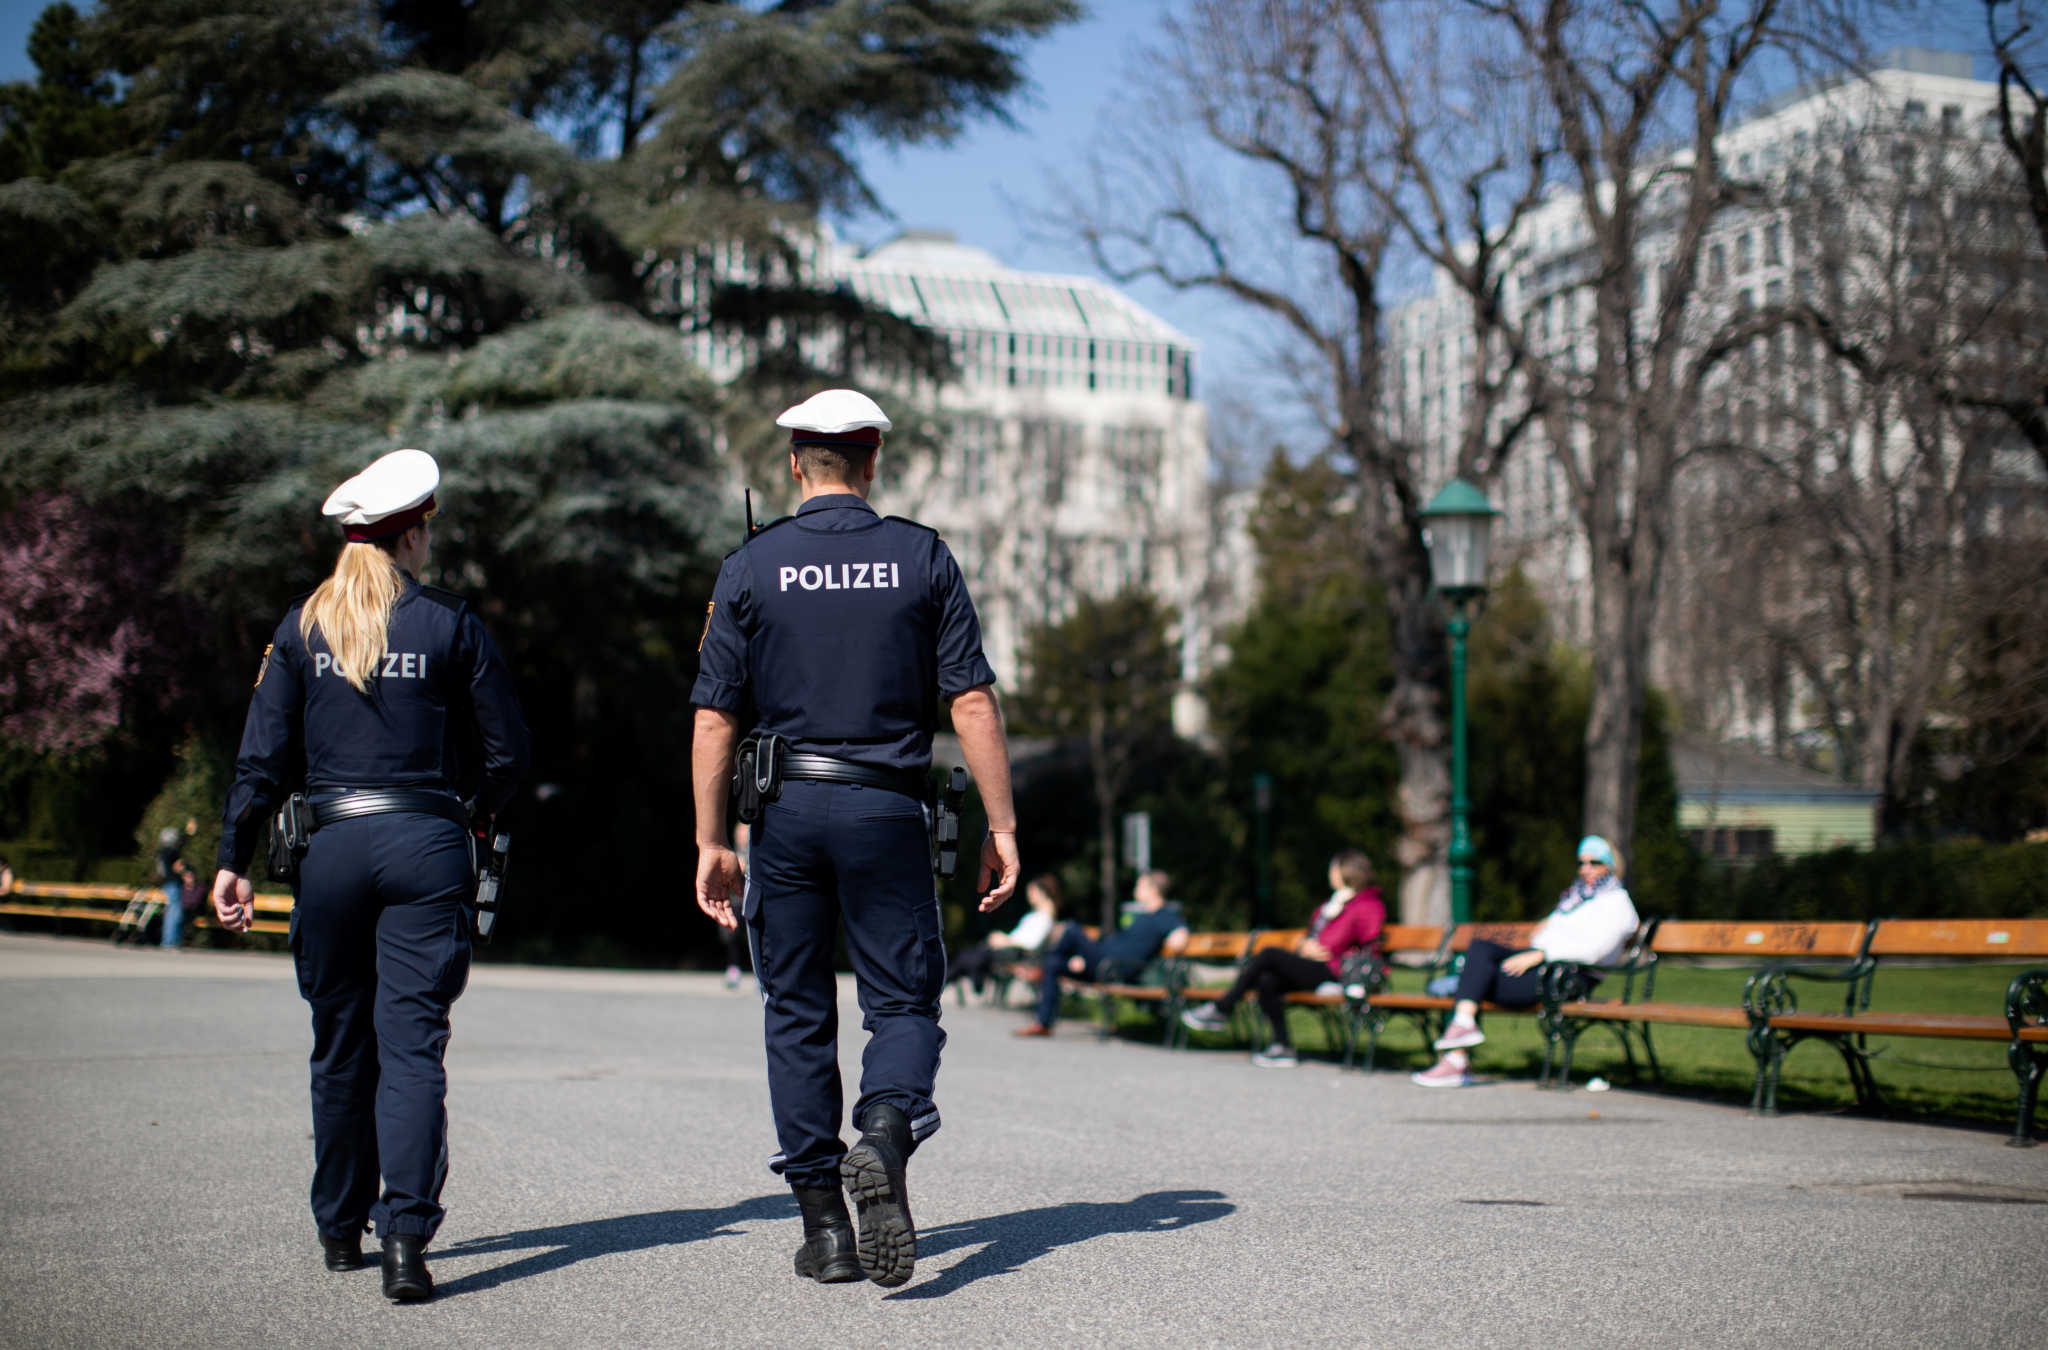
top-left (0, 0), bottom-right (2009, 439)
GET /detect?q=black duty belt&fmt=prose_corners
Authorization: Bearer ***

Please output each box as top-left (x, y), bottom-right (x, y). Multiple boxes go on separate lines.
top-left (780, 753), bottom-right (925, 799)
top-left (309, 789), bottom-right (470, 832)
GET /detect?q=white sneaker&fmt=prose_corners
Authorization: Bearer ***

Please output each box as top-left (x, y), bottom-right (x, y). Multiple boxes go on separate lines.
top-left (1180, 1004), bottom-right (1229, 1034)
top-left (1251, 1043), bottom-right (1298, 1068)
top-left (1433, 1019), bottom-right (1485, 1051)
top-left (1411, 1053), bottom-right (1477, 1088)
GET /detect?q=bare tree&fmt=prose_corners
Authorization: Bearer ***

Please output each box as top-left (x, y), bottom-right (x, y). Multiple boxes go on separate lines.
top-left (1043, 0), bottom-right (1551, 924)
top-left (1046, 0), bottom-right (1881, 899)
top-left (1665, 90), bottom-right (2048, 826)
top-left (1983, 0), bottom-right (2048, 467)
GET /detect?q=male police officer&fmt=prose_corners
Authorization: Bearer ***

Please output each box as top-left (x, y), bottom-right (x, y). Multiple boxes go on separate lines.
top-left (691, 388), bottom-right (1020, 1289)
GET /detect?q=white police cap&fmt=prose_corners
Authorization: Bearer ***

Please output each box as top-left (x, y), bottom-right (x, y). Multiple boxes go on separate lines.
top-left (776, 389), bottom-right (892, 441)
top-left (322, 448), bottom-right (440, 541)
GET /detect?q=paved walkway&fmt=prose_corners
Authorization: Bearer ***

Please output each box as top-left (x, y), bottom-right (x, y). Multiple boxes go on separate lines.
top-left (1, 933), bottom-right (2042, 1348)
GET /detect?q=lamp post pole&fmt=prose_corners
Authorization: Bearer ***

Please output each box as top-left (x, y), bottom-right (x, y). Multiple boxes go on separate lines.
top-left (1420, 478), bottom-right (1499, 932)
top-left (1252, 771), bottom-right (1274, 929)
top-left (1446, 602), bottom-right (1474, 928)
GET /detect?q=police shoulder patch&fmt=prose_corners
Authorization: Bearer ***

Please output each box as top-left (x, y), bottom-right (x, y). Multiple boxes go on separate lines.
top-left (254, 643), bottom-right (274, 688)
top-left (697, 601), bottom-right (715, 652)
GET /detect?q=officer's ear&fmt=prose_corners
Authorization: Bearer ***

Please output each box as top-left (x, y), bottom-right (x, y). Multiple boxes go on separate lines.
top-left (860, 447), bottom-right (879, 484)
top-left (789, 449), bottom-right (804, 485)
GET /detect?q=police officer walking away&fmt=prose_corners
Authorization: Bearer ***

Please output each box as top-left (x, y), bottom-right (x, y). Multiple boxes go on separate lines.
top-left (692, 388), bottom-right (1020, 1289)
top-left (210, 449), bottom-right (530, 1302)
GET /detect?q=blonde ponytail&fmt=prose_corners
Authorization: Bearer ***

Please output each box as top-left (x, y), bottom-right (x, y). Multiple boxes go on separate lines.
top-left (301, 543), bottom-right (403, 693)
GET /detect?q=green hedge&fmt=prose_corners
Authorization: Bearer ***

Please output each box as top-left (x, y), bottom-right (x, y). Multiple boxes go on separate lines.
top-left (1679, 839), bottom-right (2048, 920)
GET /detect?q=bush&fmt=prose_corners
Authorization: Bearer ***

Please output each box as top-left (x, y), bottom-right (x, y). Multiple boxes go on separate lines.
top-left (1678, 839), bottom-right (2048, 920)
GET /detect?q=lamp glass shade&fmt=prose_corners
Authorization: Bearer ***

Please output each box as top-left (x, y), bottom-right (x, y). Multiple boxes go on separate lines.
top-left (1421, 479), bottom-right (1499, 593)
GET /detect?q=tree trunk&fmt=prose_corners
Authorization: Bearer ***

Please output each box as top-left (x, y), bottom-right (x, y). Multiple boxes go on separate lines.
top-left (1581, 547), bottom-right (1651, 857)
top-left (1383, 574), bottom-right (1450, 926)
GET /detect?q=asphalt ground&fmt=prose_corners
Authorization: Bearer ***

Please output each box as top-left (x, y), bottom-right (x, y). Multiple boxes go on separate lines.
top-left (1, 932), bottom-right (2043, 1350)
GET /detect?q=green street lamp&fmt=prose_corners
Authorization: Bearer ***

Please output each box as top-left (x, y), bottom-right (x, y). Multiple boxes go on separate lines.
top-left (1251, 771), bottom-right (1274, 928)
top-left (1421, 479), bottom-right (1500, 928)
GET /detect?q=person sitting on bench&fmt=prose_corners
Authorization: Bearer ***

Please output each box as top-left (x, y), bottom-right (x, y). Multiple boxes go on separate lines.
top-left (1412, 835), bottom-right (1639, 1088)
top-left (948, 874), bottom-right (1063, 998)
top-left (1014, 871), bottom-right (1187, 1037)
top-left (1179, 849), bottom-right (1386, 1068)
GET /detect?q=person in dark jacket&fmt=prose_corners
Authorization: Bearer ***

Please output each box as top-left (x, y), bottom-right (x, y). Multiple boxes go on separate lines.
top-left (1014, 870), bottom-right (1189, 1037)
top-left (211, 449), bottom-right (529, 1302)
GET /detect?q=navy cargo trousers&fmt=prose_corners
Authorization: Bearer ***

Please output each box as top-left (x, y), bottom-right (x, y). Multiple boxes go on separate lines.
top-left (745, 778), bottom-right (946, 1189)
top-left (290, 813), bottom-right (474, 1241)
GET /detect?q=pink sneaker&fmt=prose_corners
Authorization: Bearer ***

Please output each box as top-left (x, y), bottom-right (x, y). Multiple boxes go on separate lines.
top-left (1411, 1052), bottom-right (1477, 1088)
top-left (1433, 1018), bottom-right (1485, 1051)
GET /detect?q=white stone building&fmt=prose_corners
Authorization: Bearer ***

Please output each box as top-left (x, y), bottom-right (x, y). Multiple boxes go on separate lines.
top-left (676, 227), bottom-right (1242, 736)
top-left (1387, 49), bottom-right (2040, 734)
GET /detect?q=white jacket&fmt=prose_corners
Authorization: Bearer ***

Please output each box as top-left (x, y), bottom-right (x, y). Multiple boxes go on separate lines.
top-left (1531, 880), bottom-right (1640, 966)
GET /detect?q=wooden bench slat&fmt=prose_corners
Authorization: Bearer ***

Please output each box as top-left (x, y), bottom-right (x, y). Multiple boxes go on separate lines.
top-left (1447, 922), bottom-right (1540, 952)
top-left (1769, 1011), bottom-right (2017, 1040)
top-left (1647, 920), bottom-right (1871, 959)
top-left (1865, 919), bottom-right (2048, 960)
top-left (1561, 999), bottom-right (1751, 1029)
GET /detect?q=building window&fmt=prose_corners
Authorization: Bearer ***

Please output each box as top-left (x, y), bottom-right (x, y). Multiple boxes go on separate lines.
top-left (1687, 826), bottom-right (1776, 860)
top-left (1735, 232), bottom-right (1753, 274)
top-left (1021, 419), bottom-right (1081, 507)
top-left (1104, 424), bottom-right (1162, 507)
top-left (1764, 222), bottom-right (1783, 266)
top-left (1709, 243), bottom-right (1726, 286)
top-left (954, 414), bottom-right (997, 497)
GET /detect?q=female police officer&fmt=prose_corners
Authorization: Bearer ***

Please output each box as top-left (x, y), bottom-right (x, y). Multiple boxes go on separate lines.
top-left (210, 449), bottom-right (529, 1303)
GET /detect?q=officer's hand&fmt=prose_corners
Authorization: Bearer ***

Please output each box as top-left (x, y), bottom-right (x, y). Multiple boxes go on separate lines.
top-left (696, 843), bottom-right (744, 931)
top-left (211, 870), bottom-right (254, 934)
top-left (976, 831), bottom-right (1020, 913)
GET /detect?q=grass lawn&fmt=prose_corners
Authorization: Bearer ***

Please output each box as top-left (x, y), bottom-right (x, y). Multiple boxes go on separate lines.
top-left (1104, 960), bottom-right (2042, 1138)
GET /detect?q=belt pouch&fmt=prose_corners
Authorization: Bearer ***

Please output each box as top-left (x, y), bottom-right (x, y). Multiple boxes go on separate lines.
top-left (267, 792), bottom-right (310, 883)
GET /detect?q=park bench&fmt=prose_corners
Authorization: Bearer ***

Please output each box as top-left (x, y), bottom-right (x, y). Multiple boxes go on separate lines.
top-left (1176, 926), bottom-right (1405, 1061)
top-left (0, 879), bottom-right (294, 938)
top-left (1748, 918), bottom-right (2048, 1147)
top-left (1353, 922), bottom-right (1537, 1070)
top-left (1540, 919), bottom-right (1875, 1095)
top-left (1094, 931), bottom-right (1248, 1043)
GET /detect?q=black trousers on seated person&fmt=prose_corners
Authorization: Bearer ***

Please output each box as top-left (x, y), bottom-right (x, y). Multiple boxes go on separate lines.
top-left (1453, 938), bottom-right (1543, 1013)
top-left (1212, 948), bottom-right (1332, 1047)
top-left (948, 941), bottom-right (996, 993)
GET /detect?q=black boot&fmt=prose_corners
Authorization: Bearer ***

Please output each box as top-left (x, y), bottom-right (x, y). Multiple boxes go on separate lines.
top-left (791, 1185), bottom-right (861, 1283)
top-left (319, 1231), bottom-right (367, 1272)
top-left (380, 1234), bottom-right (433, 1303)
top-left (840, 1103), bottom-right (916, 1288)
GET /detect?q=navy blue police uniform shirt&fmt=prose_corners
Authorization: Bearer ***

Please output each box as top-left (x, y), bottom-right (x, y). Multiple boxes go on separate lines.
top-left (218, 578), bottom-right (532, 872)
top-left (690, 493), bottom-right (996, 774)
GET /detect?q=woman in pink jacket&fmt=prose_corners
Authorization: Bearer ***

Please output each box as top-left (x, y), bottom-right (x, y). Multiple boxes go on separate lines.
top-left (1180, 850), bottom-right (1386, 1067)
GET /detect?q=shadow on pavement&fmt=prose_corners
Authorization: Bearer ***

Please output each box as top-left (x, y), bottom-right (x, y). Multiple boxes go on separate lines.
top-left (886, 1188), bottom-right (1234, 1300)
top-left (433, 1193), bottom-right (795, 1298)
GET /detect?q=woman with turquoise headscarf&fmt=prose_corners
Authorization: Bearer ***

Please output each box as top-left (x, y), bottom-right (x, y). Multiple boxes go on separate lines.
top-left (1411, 835), bottom-right (1640, 1088)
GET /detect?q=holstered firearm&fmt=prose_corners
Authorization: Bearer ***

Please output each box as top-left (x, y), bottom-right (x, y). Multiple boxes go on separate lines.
top-left (267, 793), bottom-right (311, 884)
top-left (732, 734), bottom-right (785, 826)
top-left (473, 826), bottom-right (511, 943)
top-left (932, 766), bottom-right (967, 880)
